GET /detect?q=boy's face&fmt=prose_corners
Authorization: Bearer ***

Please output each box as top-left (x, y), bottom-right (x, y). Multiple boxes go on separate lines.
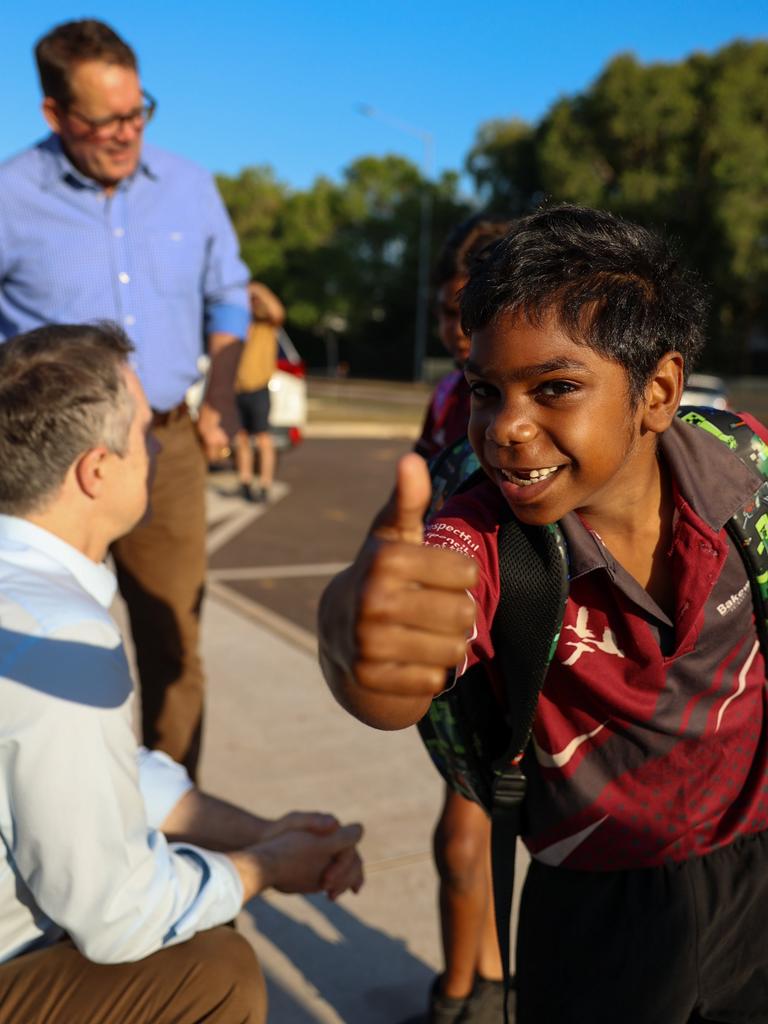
top-left (436, 275), bottom-right (470, 366)
top-left (465, 312), bottom-right (666, 527)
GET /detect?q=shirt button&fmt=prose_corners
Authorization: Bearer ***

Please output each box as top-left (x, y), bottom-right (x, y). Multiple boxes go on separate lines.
top-left (114, 227), bottom-right (125, 238)
top-left (124, 314), bottom-right (136, 326)
top-left (118, 272), bottom-right (130, 284)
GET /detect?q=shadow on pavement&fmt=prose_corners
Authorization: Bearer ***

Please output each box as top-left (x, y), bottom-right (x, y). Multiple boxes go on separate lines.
top-left (246, 892), bottom-right (434, 1023)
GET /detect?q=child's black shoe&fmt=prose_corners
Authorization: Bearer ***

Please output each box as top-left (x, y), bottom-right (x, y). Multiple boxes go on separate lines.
top-left (399, 975), bottom-right (469, 1024)
top-left (458, 976), bottom-right (509, 1022)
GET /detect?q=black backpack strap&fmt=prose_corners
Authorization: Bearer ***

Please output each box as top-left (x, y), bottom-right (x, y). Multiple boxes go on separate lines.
top-left (421, 434), bottom-right (569, 1021)
top-left (489, 513), bottom-right (570, 1022)
top-left (491, 765), bottom-right (525, 1024)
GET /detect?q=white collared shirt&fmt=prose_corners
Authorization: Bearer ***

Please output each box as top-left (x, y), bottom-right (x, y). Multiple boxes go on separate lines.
top-left (0, 515), bottom-right (243, 963)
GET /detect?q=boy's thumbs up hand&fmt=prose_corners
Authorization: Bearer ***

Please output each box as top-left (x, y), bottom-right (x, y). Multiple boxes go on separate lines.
top-left (318, 453), bottom-right (478, 730)
top-left (372, 453), bottom-right (434, 545)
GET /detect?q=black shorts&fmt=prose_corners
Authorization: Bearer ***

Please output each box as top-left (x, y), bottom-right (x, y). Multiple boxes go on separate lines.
top-left (236, 388), bottom-right (271, 435)
top-left (516, 830), bottom-right (768, 1023)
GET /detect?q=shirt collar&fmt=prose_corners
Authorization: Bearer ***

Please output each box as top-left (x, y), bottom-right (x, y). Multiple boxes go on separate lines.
top-left (560, 415), bottom-right (759, 580)
top-left (0, 515), bottom-right (116, 608)
top-left (39, 133), bottom-right (158, 193)
top-left (661, 413), bottom-right (758, 530)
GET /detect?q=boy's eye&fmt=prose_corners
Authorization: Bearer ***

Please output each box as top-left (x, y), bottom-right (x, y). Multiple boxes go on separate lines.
top-left (537, 379), bottom-right (579, 399)
top-left (468, 380), bottom-right (497, 400)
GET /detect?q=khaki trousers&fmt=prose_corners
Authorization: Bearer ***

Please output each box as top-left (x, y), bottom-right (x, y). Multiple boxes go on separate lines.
top-left (0, 927), bottom-right (266, 1023)
top-left (112, 408), bottom-right (207, 779)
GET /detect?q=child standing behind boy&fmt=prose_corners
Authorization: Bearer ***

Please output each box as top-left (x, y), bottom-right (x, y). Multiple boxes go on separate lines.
top-left (409, 215), bottom-right (512, 1024)
top-left (319, 206), bottom-right (768, 1023)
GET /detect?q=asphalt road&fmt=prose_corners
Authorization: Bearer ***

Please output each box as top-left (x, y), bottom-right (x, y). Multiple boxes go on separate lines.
top-left (208, 437), bottom-right (414, 644)
top-left (206, 374), bottom-right (767, 653)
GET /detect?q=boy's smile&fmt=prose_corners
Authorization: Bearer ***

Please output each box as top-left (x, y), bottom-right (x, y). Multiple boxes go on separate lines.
top-left (466, 312), bottom-right (668, 530)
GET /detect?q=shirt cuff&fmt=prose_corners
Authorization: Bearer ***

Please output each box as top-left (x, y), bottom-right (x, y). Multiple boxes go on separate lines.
top-left (207, 303), bottom-right (250, 339)
top-left (137, 747), bottom-right (194, 829)
top-left (165, 845), bottom-right (245, 938)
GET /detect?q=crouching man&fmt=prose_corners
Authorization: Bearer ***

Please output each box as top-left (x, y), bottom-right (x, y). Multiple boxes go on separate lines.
top-left (0, 323), bottom-right (363, 1023)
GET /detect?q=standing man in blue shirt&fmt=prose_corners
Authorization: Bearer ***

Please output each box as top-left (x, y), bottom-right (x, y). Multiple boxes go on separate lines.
top-left (0, 19), bottom-right (251, 777)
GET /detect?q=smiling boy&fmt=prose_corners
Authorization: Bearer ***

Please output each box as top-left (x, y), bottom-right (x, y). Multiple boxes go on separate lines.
top-left (318, 206), bottom-right (768, 1023)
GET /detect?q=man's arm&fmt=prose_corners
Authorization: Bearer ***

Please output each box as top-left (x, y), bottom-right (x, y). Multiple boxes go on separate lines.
top-left (197, 331), bottom-right (242, 461)
top-left (196, 173), bottom-right (251, 460)
top-left (160, 789), bottom-right (363, 902)
top-left (317, 454), bottom-right (477, 731)
top-left (161, 787), bottom-right (331, 850)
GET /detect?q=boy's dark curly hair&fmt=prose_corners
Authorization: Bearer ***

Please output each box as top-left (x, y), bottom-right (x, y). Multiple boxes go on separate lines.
top-left (460, 204), bottom-right (707, 403)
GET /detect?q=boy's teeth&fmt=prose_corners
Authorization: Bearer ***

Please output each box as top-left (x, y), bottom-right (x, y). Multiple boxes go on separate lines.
top-left (502, 466), bottom-right (559, 487)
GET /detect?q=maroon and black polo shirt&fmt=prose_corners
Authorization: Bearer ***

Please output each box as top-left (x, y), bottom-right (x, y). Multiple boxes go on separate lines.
top-left (425, 414), bottom-right (768, 870)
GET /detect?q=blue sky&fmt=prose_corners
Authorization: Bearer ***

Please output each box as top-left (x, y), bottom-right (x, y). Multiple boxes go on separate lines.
top-left (2, 0), bottom-right (766, 190)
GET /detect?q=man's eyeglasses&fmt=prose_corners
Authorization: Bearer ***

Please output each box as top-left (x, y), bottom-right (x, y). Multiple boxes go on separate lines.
top-left (64, 91), bottom-right (157, 139)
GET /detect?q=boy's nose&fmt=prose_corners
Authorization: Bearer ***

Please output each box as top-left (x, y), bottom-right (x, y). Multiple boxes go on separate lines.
top-left (486, 408), bottom-right (538, 446)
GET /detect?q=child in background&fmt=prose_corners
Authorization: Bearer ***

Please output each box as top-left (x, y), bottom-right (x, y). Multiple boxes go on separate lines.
top-left (319, 206), bottom-right (768, 1023)
top-left (234, 281), bottom-right (282, 503)
top-left (410, 214), bottom-right (513, 1024)
top-left (415, 216), bottom-right (508, 462)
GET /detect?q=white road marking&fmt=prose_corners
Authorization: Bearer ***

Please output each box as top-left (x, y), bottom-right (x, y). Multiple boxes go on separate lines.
top-left (208, 562), bottom-right (350, 582)
top-left (304, 422), bottom-right (420, 439)
top-left (205, 480), bottom-right (289, 555)
top-left (204, 477), bottom-right (346, 654)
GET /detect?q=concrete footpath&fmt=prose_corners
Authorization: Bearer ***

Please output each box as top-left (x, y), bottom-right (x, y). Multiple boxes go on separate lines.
top-left (117, 468), bottom-right (528, 1023)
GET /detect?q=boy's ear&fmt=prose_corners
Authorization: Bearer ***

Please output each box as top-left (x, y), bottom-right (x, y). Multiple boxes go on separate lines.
top-left (642, 352), bottom-right (684, 434)
top-left (73, 446), bottom-right (110, 500)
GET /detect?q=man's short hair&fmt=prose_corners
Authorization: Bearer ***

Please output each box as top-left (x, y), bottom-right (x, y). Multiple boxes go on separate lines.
top-left (0, 323), bottom-right (135, 516)
top-left (460, 204), bottom-right (707, 404)
top-left (35, 19), bottom-right (138, 107)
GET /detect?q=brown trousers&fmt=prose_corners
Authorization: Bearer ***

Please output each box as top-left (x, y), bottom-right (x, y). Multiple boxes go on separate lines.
top-left (112, 408), bottom-right (207, 779)
top-left (0, 927), bottom-right (266, 1023)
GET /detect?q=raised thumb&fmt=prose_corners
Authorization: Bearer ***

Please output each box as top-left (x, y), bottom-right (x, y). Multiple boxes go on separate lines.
top-left (374, 453), bottom-right (432, 544)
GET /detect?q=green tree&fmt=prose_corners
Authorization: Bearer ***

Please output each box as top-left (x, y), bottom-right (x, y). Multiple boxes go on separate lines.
top-left (466, 118), bottom-right (541, 214)
top-left (218, 155), bottom-right (470, 377)
top-left (216, 165), bottom-right (289, 279)
top-left (466, 41), bottom-right (768, 370)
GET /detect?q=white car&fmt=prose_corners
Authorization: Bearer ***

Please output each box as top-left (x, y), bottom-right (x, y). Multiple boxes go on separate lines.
top-left (269, 329), bottom-right (308, 449)
top-left (186, 327), bottom-right (307, 450)
top-left (680, 373), bottom-right (729, 410)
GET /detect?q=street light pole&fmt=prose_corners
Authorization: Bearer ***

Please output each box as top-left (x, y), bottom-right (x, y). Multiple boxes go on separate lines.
top-left (357, 105), bottom-right (434, 382)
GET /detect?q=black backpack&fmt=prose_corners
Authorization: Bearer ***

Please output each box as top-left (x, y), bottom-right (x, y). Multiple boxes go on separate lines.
top-left (418, 408), bottom-right (768, 1024)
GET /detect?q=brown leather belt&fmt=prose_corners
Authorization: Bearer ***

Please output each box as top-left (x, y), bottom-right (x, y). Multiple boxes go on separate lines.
top-left (151, 401), bottom-right (189, 428)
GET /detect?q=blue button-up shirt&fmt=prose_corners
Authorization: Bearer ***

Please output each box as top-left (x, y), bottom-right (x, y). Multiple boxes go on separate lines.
top-left (0, 135), bottom-right (249, 410)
